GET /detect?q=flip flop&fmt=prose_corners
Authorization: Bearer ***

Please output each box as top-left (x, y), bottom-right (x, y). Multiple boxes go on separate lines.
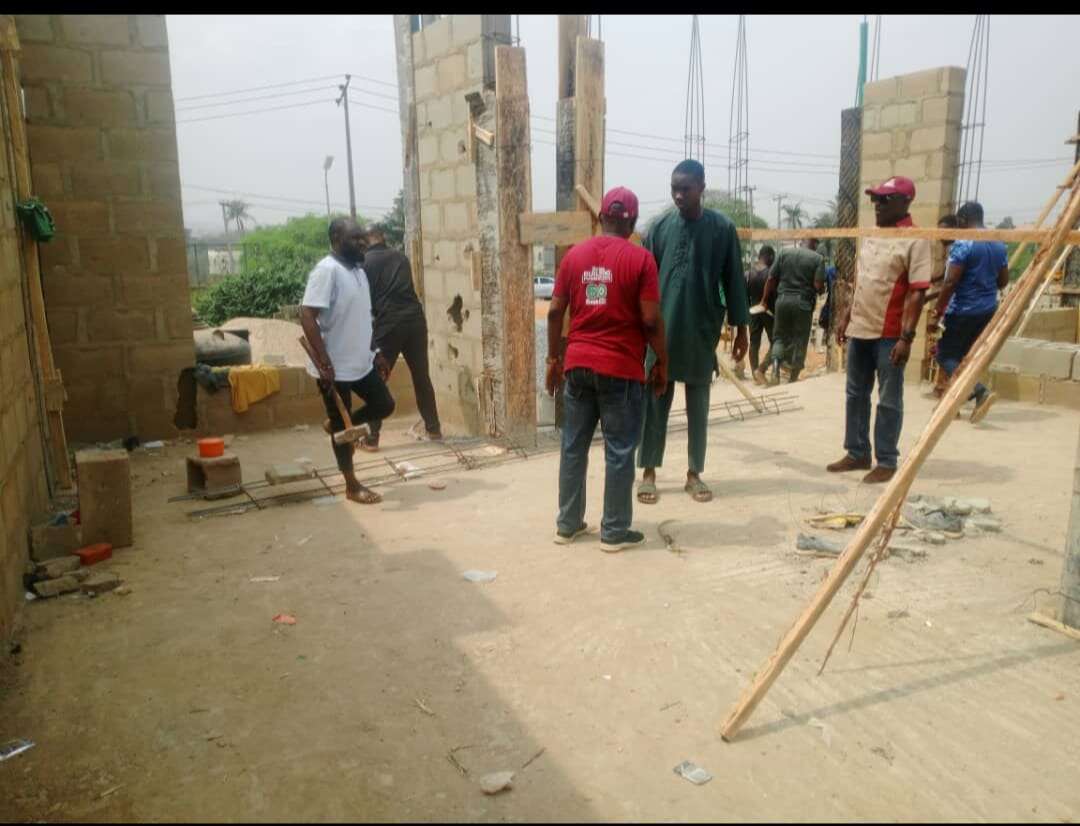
top-left (684, 478), bottom-right (713, 503)
top-left (346, 485), bottom-right (382, 505)
top-left (637, 480), bottom-right (659, 505)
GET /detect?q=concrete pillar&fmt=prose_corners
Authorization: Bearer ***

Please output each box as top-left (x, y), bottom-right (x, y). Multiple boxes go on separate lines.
top-left (1059, 426), bottom-right (1080, 629)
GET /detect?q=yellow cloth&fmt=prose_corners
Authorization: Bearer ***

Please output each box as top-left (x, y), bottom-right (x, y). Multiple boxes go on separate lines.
top-left (227, 365), bottom-right (281, 413)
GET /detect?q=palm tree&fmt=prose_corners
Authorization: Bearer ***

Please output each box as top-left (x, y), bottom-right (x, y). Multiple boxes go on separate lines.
top-left (812, 199), bottom-right (839, 260)
top-left (224, 200), bottom-right (253, 234)
top-left (782, 202), bottom-right (808, 230)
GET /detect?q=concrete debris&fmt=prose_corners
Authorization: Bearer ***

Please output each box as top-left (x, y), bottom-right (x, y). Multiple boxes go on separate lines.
top-left (795, 533), bottom-right (842, 556)
top-left (673, 760), bottom-right (713, 785)
top-left (479, 771), bottom-right (514, 795)
top-left (114, 585), bottom-right (132, 596)
top-left (313, 495), bottom-right (343, 507)
top-left (81, 572), bottom-right (121, 594)
top-left (35, 555), bottom-right (80, 579)
top-left (887, 609), bottom-right (910, 619)
top-left (902, 505), bottom-right (964, 534)
top-left (912, 530), bottom-right (946, 545)
top-left (33, 575), bottom-right (81, 598)
top-left (888, 544), bottom-right (929, 561)
top-left (964, 515), bottom-right (1003, 534)
top-left (463, 570), bottom-right (497, 583)
top-left (807, 716), bottom-right (833, 748)
top-left (394, 461), bottom-right (423, 480)
top-left (428, 480), bottom-right (447, 491)
top-left (143, 440), bottom-right (165, 449)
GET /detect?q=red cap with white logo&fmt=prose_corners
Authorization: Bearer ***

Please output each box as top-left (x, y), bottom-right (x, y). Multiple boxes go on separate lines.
top-left (600, 186), bottom-right (640, 219)
top-left (865, 176), bottom-right (916, 199)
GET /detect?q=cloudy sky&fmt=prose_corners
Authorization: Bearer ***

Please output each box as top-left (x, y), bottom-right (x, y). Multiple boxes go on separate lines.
top-left (167, 14), bottom-right (1078, 236)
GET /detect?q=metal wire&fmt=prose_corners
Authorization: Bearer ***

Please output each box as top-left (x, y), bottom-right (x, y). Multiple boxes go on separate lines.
top-left (957, 15), bottom-right (990, 208)
top-left (728, 15), bottom-right (751, 221)
top-left (683, 15), bottom-right (706, 165)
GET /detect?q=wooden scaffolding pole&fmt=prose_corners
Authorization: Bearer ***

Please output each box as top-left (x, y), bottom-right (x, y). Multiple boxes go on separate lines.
top-left (719, 165), bottom-right (1080, 742)
top-left (0, 17), bottom-right (71, 490)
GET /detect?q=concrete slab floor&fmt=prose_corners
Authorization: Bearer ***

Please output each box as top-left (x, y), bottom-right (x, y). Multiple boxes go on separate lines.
top-left (1, 375), bottom-right (1079, 822)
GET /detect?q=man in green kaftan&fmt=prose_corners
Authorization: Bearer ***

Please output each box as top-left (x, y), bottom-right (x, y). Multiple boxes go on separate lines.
top-left (637, 159), bottom-right (750, 505)
top-left (759, 239), bottom-right (826, 385)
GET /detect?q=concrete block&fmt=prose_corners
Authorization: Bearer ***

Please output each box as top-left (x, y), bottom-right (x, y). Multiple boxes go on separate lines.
top-left (425, 95), bottom-right (452, 130)
top-left (47, 199), bottom-right (110, 234)
top-left (860, 105), bottom-right (880, 132)
top-left (1019, 341), bottom-right (1075, 379)
top-left (113, 199), bottom-right (182, 234)
top-left (418, 168), bottom-right (432, 200)
top-left (107, 128), bottom-right (178, 162)
top-left (265, 463), bottom-right (316, 485)
top-left (456, 165), bottom-right (476, 198)
top-left (921, 94), bottom-right (963, 126)
top-left (100, 50), bottom-right (171, 86)
top-left (418, 134), bottom-right (439, 167)
top-left (30, 162), bottom-right (64, 196)
top-left (894, 154), bottom-right (927, 181)
top-left (1044, 379), bottom-right (1080, 411)
top-left (411, 29), bottom-right (426, 64)
top-left (451, 15), bottom-right (483, 46)
top-left (81, 572), bottom-right (122, 594)
top-left (23, 87), bottom-right (53, 122)
top-left (87, 309), bottom-right (155, 343)
top-left (914, 178), bottom-right (949, 206)
top-left (439, 128), bottom-right (465, 163)
top-left (414, 64), bottom-right (437, 102)
top-left (437, 53), bottom-right (467, 94)
top-left (880, 102), bottom-right (919, 130)
top-left (25, 125), bottom-right (100, 161)
top-left (909, 125), bottom-right (951, 154)
top-left (70, 160), bottom-right (141, 197)
top-left (430, 168), bottom-right (455, 200)
top-left (14, 15), bottom-right (56, 43)
top-left (892, 131), bottom-right (909, 154)
top-left (862, 77), bottom-right (899, 105)
top-left (926, 152), bottom-right (957, 182)
top-left (420, 203), bottom-right (442, 234)
top-left (75, 448), bottom-right (133, 548)
top-left (126, 341), bottom-right (192, 374)
top-left (79, 236), bottom-right (150, 272)
top-left (186, 453), bottom-right (241, 496)
top-left (424, 18), bottom-right (451, 58)
top-left (861, 158), bottom-right (892, 183)
top-left (147, 162), bottom-right (181, 198)
top-left (433, 240), bottom-right (459, 268)
top-left (154, 238), bottom-right (188, 275)
top-left (135, 15), bottom-right (168, 48)
top-left (899, 68), bottom-right (942, 98)
top-left (60, 15), bottom-right (132, 46)
top-left (36, 555), bottom-right (81, 578)
top-left (19, 45), bottom-right (93, 84)
top-left (993, 337), bottom-right (1025, 369)
top-left (860, 131), bottom-right (893, 160)
top-left (145, 90), bottom-right (175, 124)
top-left (34, 575), bottom-right (80, 598)
top-left (466, 41), bottom-right (484, 82)
top-left (940, 66), bottom-right (966, 95)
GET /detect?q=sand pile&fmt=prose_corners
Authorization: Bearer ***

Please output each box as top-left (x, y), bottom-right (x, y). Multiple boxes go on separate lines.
top-left (219, 317), bottom-right (308, 366)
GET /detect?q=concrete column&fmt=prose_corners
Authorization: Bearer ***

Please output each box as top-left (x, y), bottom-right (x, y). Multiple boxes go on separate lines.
top-left (1059, 425), bottom-right (1080, 629)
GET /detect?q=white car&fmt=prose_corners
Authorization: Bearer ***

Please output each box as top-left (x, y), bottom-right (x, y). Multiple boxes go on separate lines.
top-left (533, 275), bottom-right (555, 300)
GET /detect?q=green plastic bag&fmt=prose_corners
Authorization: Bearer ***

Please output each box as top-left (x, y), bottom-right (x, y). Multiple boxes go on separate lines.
top-left (15, 197), bottom-right (55, 243)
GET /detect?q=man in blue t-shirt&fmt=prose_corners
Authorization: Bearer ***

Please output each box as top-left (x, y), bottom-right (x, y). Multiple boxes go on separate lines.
top-left (929, 201), bottom-right (1008, 424)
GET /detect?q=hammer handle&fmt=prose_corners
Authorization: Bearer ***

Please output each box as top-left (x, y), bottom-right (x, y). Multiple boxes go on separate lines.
top-left (298, 336), bottom-right (352, 427)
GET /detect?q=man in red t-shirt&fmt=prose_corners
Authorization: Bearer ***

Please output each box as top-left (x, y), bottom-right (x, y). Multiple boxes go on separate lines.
top-left (546, 186), bottom-right (669, 552)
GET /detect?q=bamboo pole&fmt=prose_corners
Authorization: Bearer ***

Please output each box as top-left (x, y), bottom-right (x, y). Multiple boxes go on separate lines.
top-left (1006, 158), bottom-right (1080, 270)
top-left (719, 178), bottom-right (1080, 742)
top-left (736, 225), bottom-right (1080, 244)
top-left (1017, 245), bottom-right (1073, 336)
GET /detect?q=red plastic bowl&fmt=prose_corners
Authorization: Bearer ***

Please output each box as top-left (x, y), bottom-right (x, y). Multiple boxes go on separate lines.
top-left (198, 437), bottom-right (225, 458)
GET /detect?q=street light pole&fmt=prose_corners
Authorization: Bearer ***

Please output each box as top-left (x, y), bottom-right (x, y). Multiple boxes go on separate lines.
top-left (323, 155), bottom-right (334, 220)
top-left (336, 75), bottom-right (357, 220)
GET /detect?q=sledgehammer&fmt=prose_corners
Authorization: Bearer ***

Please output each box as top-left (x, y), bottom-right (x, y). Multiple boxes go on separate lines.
top-left (298, 336), bottom-right (370, 446)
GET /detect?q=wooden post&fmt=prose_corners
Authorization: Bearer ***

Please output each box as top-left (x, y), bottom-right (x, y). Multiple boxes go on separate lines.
top-left (831, 107), bottom-right (861, 373)
top-left (494, 46), bottom-right (536, 444)
top-left (0, 17), bottom-right (71, 490)
top-left (719, 176), bottom-right (1080, 742)
top-left (1059, 425), bottom-right (1080, 629)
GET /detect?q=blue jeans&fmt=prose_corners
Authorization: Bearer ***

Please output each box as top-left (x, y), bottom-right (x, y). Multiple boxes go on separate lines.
top-left (558, 367), bottom-right (645, 542)
top-left (844, 338), bottom-right (904, 469)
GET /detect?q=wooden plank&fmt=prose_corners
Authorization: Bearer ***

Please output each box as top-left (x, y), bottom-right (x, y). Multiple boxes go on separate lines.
top-left (518, 210), bottom-right (593, 246)
top-left (715, 358), bottom-right (763, 413)
top-left (472, 124), bottom-right (494, 147)
top-left (737, 226), bottom-right (1080, 244)
top-left (557, 15), bottom-right (587, 99)
top-left (494, 46), bottom-right (535, 443)
top-left (573, 37), bottom-right (604, 216)
top-left (575, 184), bottom-right (600, 219)
top-left (1027, 613), bottom-right (1080, 643)
top-left (719, 175), bottom-right (1080, 742)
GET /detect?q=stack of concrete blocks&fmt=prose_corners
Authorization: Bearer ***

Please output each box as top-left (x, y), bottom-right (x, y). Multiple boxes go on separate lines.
top-left (15, 15), bottom-right (194, 442)
top-left (411, 16), bottom-right (487, 434)
top-left (989, 337), bottom-right (1080, 410)
top-left (75, 448), bottom-right (132, 548)
top-left (859, 66), bottom-right (965, 382)
top-left (0, 63), bottom-right (50, 638)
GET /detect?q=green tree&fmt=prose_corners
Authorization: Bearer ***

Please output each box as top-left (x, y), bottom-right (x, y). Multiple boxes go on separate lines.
top-left (375, 189), bottom-right (407, 250)
top-left (782, 202), bottom-right (808, 230)
top-left (996, 216), bottom-right (1014, 229)
top-left (812, 199), bottom-right (839, 261)
top-left (642, 189), bottom-right (768, 237)
top-left (224, 199), bottom-right (254, 233)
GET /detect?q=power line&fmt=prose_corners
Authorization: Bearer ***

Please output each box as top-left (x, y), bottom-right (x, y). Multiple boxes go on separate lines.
top-left (175, 74), bottom-right (342, 103)
top-left (183, 183), bottom-right (391, 213)
top-left (175, 98), bottom-right (332, 124)
top-left (174, 85), bottom-right (337, 112)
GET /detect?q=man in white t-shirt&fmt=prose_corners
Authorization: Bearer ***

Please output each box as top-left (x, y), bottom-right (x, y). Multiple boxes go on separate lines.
top-left (300, 217), bottom-right (395, 504)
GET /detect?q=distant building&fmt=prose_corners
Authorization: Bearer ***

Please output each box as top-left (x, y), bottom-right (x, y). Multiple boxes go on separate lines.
top-left (532, 244), bottom-right (555, 277)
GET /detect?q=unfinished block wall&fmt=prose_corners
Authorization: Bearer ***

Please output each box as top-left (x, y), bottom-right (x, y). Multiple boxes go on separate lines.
top-left (0, 86), bottom-right (50, 639)
top-left (410, 15), bottom-right (492, 434)
top-left (860, 66), bottom-right (965, 380)
top-left (15, 15), bottom-right (193, 443)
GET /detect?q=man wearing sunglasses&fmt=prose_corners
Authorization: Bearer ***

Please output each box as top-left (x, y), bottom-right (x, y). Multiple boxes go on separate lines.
top-left (828, 176), bottom-right (932, 484)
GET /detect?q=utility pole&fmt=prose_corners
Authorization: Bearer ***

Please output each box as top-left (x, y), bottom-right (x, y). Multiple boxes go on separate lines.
top-left (1060, 426), bottom-right (1080, 630)
top-left (772, 193), bottom-right (786, 238)
top-left (323, 155), bottom-right (334, 220)
top-left (336, 75), bottom-right (357, 220)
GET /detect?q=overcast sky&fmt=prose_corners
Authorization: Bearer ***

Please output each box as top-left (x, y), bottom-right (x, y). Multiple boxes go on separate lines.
top-left (168, 14), bottom-right (1079, 236)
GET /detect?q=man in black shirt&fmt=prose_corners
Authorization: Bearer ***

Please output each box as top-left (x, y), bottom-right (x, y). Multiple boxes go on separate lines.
top-left (745, 245), bottom-right (776, 385)
top-left (360, 226), bottom-right (442, 448)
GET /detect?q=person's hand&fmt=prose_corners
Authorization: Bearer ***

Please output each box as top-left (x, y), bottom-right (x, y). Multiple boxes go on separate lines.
top-left (374, 351), bottom-right (391, 381)
top-left (731, 325), bottom-right (749, 364)
top-left (836, 309), bottom-right (851, 345)
top-left (545, 359), bottom-right (563, 397)
top-left (649, 359), bottom-right (668, 398)
top-left (316, 358), bottom-right (335, 386)
top-left (890, 338), bottom-right (911, 367)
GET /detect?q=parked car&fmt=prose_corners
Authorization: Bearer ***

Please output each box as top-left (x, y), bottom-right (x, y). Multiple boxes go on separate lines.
top-left (533, 275), bottom-right (555, 300)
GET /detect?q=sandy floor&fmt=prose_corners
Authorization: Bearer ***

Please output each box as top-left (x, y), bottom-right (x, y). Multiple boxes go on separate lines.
top-left (2, 373), bottom-right (1079, 822)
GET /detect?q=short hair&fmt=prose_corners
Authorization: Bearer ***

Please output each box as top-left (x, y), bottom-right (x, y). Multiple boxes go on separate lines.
top-left (759, 245), bottom-right (776, 265)
top-left (328, 217), bottom-right (351, 243)
top-left (672, 159), bottom-right (705, 183)
top-left (366, 224), bottom-right (387, 241)
top-left (938, 213), bottom-right (958, 228)
top-left (957, 201), bottom-right (984, 224)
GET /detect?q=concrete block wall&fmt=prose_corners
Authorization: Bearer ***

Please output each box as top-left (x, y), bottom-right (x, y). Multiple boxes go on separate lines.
top-left (15, 15), bottom-right (193, 443)
top-left (0, 83), bottom-right (50, 640)
top-left (989, 336), bottom-right (1080, 411)
top-left (411, 15), bottom-right (487, 434)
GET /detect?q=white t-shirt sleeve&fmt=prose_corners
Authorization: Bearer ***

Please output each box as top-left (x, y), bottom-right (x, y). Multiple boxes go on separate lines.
top-left (301, 264), bottom-right (334, 309)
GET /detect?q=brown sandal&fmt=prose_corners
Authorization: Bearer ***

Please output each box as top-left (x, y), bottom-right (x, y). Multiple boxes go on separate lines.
top-left (346, 485), bottom-right (382, 505)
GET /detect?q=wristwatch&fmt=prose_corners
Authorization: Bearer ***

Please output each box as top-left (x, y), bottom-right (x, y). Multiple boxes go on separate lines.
top-left (901, 330), bottom-right (916, 343)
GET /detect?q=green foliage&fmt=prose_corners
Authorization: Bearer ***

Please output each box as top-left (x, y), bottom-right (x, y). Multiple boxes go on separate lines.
top-left (374, 190), bottom-right (407, 250)
top-left (642, 189), bottom-right (768, 238)
top-left (1006, 242), bottom-right (1033, 283)
top-left (194, 212), bottom-right (367, 325)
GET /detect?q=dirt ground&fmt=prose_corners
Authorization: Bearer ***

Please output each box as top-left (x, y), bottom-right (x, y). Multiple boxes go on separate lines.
top-left (2, 373), bottom-right (1079, 822)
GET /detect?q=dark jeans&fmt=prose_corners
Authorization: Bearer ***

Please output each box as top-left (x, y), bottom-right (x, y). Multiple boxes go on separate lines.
top-left (558, 367), bottom-right (645, 543)
top-left (844, 338), bottom-right (904, 469)
top-left (936, 310), bottom-right (995, 401)
top-left (768, 294), bottom-right (814, 377)
top-left (369, 316), bottom-right (440, 439)
top-left (748, 312), bottom-right (774, 372)
top-left (320, 370), bottom-right (395, 474)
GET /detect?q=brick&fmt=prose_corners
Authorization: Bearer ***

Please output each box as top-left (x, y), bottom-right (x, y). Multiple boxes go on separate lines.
top-left (60, 15), bottom-right (131, 45)
top-left (63, 89), bottom-right (136, 127)
top-left (75, 449), bottom-right (132, 548)
top-left (79, 236), bottom-right (150, 272)
top-left (26, 124), bottom-right (100, 161)
top-left (45, 199), bottom-right (109, 234)
top-left (862, 77), bottom-right (899, 105)
top-left (860, 131), bottom-right (892, 160)
top-left (36, 554), bottom-right (80, 578)
top-left (14, 15), bottom-right (56, 43)
top-left (467, 41), bottom-right (484, 82)
top-left (414, 65), bottom-right (437, 102)
top-left (106, 128), bottom-right (177, 162)
top-left (81, 571), bottom-right (122, 593)
top-left (87, 309), bottom-right (155, 342)
top-left (424, 18), bottom-right (451, 59)
top-left (921, 95), bottom-right (963, 126)
top-left (880, 102), bottom-right (919, 130)
top-left (53, 345), bottom-right (124, 379)
top-left (24, 87), bottom-right (53, 122)
top-left (145, 90), bottom-right (175, 124)
top-left (74, 542), bottom-right (113, 566)
top-left (31, 162), bottom-right (65, 196)
top-left (135, 15), bottom-right (168, 48)
top-left (70, 160), bottom-right (141, 197)
top-left (113, 200), bottom-right (182, 234)
top-left (125, 341), bottom-right (193, 374)
top-left (34, 574), bottom-right (80, 598)
top-left (430, 168), bottom-right (455, 200)
top-left (437, 54), bottom-right (467, 94)
top-left (451, 15), bottom-right (482, 47)
top-left (44, 275), bottom-right (115, 311)
top-left (100, 50), bottom-right (171, 86)
top-left (899, 68), bottom-right (942, 98)
top-left (1019, 342), bottom-right (1076, 379)
top-left (19, 45), bottom-right (93, 84)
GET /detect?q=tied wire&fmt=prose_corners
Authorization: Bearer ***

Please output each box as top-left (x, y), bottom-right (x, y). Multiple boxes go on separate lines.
top-left (683, 15), bottom-right (706, 166)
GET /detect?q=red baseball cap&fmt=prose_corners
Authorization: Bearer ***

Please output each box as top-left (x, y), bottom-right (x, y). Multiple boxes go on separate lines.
top-left (865, 176), bottom-right (916, 200)
top-left (600, 186), bottom-right (639, 219)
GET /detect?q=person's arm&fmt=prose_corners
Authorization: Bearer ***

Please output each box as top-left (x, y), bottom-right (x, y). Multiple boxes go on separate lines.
top-left (719, 223), bottom-right (750, 363)
top-left (545, 257), bottom-right (573, 396)
top-left (837, 270), bottom-right (855, 345)
top-left (814, 257), bottom-right (827, 295)
top-left (932, 261), bottom-right (965, 320)
top-left (300, 307), bottom-right (335, 385)
top-left (639, 255), bottom-right (668, 397)
top-left (760, 274), bottom-right (778, 310)
top-left (996, 265), bottom-right (1009, 290)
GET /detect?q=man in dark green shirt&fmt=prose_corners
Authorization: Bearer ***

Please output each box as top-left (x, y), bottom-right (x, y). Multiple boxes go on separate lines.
top-left (760, 239), bottom-right (826, 384)
top-left (637, 159), bottom-right (750, 504)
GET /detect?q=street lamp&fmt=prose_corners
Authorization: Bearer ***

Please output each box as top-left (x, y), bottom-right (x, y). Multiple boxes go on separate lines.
top-left (323, 155), bottom-right (334, 220)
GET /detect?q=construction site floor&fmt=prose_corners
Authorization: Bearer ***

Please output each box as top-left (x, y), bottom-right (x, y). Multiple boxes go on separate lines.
top-left (2, 373), bottom-right (1079, 822)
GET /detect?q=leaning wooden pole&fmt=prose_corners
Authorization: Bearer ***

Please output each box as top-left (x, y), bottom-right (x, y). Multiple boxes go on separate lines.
top-left (719, 177), bottom-right (1080, 742)
top-left (1007, 158), bottom-right (1080, 271)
